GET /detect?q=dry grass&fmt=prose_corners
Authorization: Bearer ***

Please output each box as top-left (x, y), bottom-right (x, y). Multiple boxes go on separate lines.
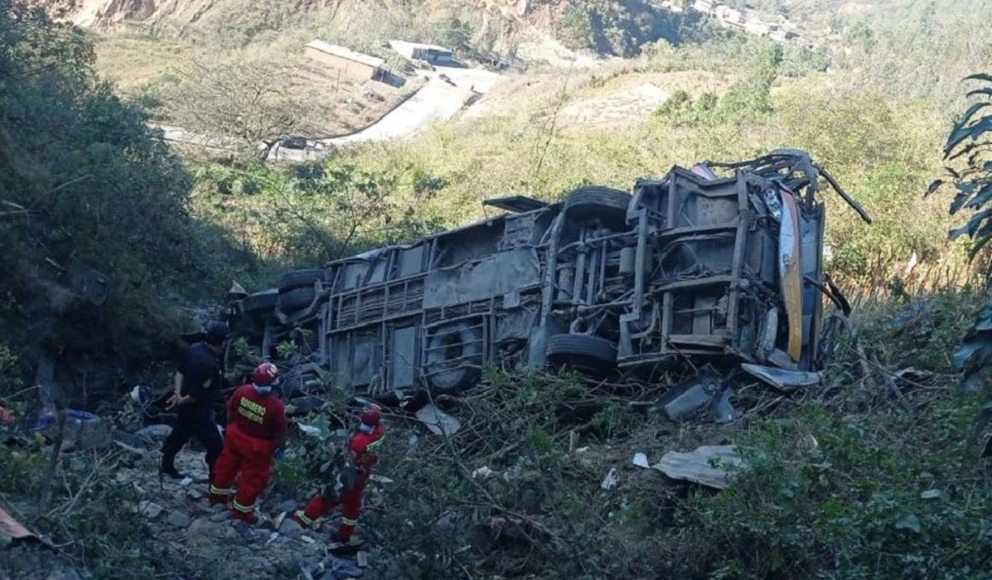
top-left (92, 31), bottom-right (199, 90)
top-left (93, 29), bottom-right (421, 136)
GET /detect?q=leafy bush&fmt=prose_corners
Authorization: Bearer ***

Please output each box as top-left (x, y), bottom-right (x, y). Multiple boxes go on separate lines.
top-left (0, 0), bottom-right (237, 360)
top-left (684, 393), bottom-right (992, 580)
top-left (929, 74), bottom-right (992, 390)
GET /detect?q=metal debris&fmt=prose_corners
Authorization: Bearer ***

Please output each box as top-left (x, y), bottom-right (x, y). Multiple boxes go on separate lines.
top-left (654, 366), bottom-right (739, 423)
top-left (471, 466), bottom-right (495, 479)
top-left (741, 363), bottom-right (823, 392)
top-left (653, 445), bottom-right (745, 489)
top-left (415, 404), bottom-right (461, 436)
top-left (600, 467), bottom-right (620, 490)
top-left (631, 452), bottom-right (650, 468)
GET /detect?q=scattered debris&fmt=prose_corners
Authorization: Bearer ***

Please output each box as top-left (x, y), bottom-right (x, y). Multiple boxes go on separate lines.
top-left (472, 465), bottom-right (495, 479)
top-left (298, 424), bottom-right (323, 437)
top-left (600, 467), bottom-right (620, 490)
top-left (224, 149), bottom-right (869, 429)
top-left (166, 511), bottom-right (192, 528)
top-left (329, 554), bottom-right (364, 577)
top-left (279, 517), bottom-right (304, 538)
top-left (135, 501), bottom-right (163, 519)
top-left (631, 452), bottom-right (650, 468)
top-left (653, 366), bottom-right (737, 423)
top-left (653, 445), bottom-right (745, 490)
top-left (135, 424), bottom-right (172, 443)
top-left (415, 404), bottom-right (461, 437)
top-left (741, 363), bottom-right (823, 392)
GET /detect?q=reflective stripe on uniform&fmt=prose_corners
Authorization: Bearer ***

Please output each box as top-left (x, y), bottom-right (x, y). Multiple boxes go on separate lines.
top-left (341, 517), bottom-right (359, 527)
top-left (209, 485), bottom-right (232, 495)
top-left (295, 510), bottom-right (315, 526)
top-left (232, 500), bottom-right (255, 513)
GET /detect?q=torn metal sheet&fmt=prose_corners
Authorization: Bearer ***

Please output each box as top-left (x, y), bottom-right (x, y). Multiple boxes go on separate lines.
top-left (741, 363), bottom-right (822, 392)
top-left (297, 424), bottom-right (323, 438)
top-left (653, 445), bottom-right (744, 489)
top-left (632, 452), bottom-right (650, 468)
top-left (600, 467), bottom-right (620, 490)
top-left (415, 404), bottom-right (461, 436)
top-left (654, 366), bottom-right (738, 423)
top-left (711, 387), bottom-right (740, 423)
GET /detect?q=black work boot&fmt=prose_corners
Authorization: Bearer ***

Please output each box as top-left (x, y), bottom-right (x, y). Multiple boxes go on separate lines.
top-left (159, 462), bottom-right (184, 480)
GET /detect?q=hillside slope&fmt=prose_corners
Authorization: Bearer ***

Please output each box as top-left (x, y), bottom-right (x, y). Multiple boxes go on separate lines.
top-left (738, 0), bottom-right (992, 98)
top-left (43, 0), bottom-right (703, 59)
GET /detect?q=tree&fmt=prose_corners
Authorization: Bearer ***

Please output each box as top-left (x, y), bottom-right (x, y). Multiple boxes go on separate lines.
top-left (927, 73), bottom-right (992, 453)
top-left (161, 54), bottom-right (311, 152)
top-left (0, 0), bottom-right (221, 360)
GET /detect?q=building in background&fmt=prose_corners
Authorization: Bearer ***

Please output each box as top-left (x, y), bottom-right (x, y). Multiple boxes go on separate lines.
top-left (305, 40), bottom-right (386, 81)
top-left (387, 40), bottom-right (453, 64)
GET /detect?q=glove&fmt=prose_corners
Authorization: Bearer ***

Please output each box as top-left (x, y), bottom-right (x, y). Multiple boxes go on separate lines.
top-left (274, 449), bottom-right (285, 462)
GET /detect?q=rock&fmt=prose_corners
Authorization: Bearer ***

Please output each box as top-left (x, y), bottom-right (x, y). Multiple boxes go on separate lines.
top-left (44, 568), bottom-right (81, 580)
top-left (209, 511), bottom-right (232, 523)
top-left (328, 555), bottom-right (363, 578)
top-left (135, 425), bottom-right (172, 443)
top-left (187, 488), bottom-right (203, 500)
top-left (137, 501), bottom-right (163, 519)
top-left (279, 517), bottom-right (304, 538)
top-left (242, 556), bottom-right (273, 572)
top-left (165, 511), bottom-right (192, 528)
top-left (186, 518), bottom-right (237, 542)
top-left (275, 500), bottom-right (298, 513)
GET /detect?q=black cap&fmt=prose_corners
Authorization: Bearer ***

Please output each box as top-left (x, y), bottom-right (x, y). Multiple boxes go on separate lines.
top-left (206, 322), bottom-right (231, 341)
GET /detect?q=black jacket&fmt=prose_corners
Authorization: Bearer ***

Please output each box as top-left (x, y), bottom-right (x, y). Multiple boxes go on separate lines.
top-left (178, 342), bottom-right (223, 414)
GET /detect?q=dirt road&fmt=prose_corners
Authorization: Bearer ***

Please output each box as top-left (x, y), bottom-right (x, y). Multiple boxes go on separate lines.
top-left (268, 66), bottom-right (503, 160)
top-left (153, 65), bottom-right (504, 161)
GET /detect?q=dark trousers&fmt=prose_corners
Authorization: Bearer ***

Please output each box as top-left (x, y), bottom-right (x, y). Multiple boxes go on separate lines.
top-left (161, 407), bottom-right (223, 479)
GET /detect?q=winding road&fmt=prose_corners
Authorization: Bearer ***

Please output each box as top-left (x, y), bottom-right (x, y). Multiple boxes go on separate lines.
top-left (154, 65), bottom-right (504, 161)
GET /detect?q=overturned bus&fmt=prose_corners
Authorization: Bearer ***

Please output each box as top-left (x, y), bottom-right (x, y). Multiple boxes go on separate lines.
top-left (224, 149), bottom-right (871, 405)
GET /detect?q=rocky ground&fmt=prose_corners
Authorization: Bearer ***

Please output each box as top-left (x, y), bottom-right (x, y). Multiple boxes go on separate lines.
top-left (1, 433), bottom-right (400, 580)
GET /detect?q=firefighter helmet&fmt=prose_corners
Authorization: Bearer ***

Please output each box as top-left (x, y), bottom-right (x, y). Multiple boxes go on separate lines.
top-left (359, 406), bottom-right (381, 427)
top-left (252, 362), bottom-right (280, 386)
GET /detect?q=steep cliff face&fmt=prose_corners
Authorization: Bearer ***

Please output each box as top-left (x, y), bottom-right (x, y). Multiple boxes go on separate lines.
top-left (72, 0), bottom-right (156, 27)
top-left (36, 0), bottom-right (691, 59)
top-left (34, 0), bottom-right (343, 30)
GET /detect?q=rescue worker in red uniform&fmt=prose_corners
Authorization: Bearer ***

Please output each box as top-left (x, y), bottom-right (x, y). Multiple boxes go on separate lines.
top-left (291, 406), bottom-right (385, 543)
top-left (208, 362), bottom-right (288, 524)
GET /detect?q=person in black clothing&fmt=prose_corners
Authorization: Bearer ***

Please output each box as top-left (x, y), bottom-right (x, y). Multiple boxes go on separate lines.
top-left (159, 322), bottom-right (231, 481)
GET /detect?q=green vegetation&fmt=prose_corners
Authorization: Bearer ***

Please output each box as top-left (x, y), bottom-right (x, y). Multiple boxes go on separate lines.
top-left (557, 0), bottom-right (706, 56)
top-left (4, 0), bottom-right (992, 578)
top-left (184, 36), bottom-right (975, 298)
top-left (0, 0), bottom-right (216, 361)
top-left (741, 0), bottom-right (992, 102)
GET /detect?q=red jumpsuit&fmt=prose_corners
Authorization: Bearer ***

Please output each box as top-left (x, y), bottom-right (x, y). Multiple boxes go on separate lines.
top-left (294, 424), bottom-right (385, 541)
top-left (208, 384), bottom-right (287, 522)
